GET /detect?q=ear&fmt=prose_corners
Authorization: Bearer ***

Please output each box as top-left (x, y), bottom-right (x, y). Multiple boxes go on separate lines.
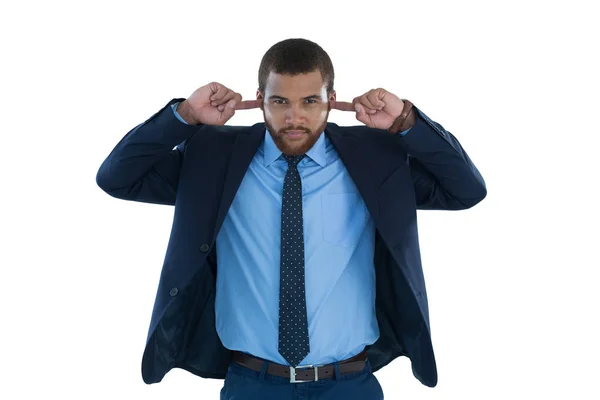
top-left (328, 90), bottom-right (336, 109)
top-left (256, 90), bottom-right (264, 110)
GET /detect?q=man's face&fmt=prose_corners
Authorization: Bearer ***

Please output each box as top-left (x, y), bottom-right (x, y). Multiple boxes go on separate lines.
top-left (257, 70), bottom-right (335, 156)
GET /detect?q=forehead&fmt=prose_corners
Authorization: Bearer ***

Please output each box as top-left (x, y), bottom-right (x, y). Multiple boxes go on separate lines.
top-left (265, 70), bottom-right (326, 96)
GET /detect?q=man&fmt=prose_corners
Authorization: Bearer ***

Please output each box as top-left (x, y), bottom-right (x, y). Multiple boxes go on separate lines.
top-left (96, 38), bottom-right (486, 399)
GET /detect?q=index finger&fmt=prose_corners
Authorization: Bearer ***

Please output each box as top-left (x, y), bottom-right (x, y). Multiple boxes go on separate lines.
top-left (234, 99), bottom-right (263, 110)
top-left (331, 100), bottom-right (355, 112)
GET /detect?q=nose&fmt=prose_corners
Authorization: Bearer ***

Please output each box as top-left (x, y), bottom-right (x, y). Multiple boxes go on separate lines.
top-left (284, 103), bottom-right (307, 125)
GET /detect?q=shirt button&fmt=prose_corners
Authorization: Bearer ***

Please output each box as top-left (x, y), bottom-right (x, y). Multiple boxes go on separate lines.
top-left (200, 243), bottom-right (210, 252)
top-left (169, 288), bottom-right (179, 297)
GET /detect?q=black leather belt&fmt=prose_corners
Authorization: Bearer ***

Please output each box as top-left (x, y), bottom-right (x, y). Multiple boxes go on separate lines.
top-left (232, 349), bottom-right (368, 383)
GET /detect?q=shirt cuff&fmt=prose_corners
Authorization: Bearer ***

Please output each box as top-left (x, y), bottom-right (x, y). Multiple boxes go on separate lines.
top-left (397, 126), bottom-right (412, 136)
top-left (171, 102), bottom-right (189, 125)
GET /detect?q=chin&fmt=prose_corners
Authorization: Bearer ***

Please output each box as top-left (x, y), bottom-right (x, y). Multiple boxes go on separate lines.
top-left (264, 113), bottom-right (329, 155)
top-left (278, 137), bottom-right (312, 156)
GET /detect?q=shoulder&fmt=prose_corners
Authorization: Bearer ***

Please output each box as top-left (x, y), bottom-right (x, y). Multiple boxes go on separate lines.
top-left (330, 123), bottom-right (408, 163)
top-left (191, 123), bottom-right (257, 141)
top-left (197, 123), bottom-right (251, 136)
top-left (330, 123), bottom-right (401, 145)
top-left (184, 123), bottom-right (264, 151)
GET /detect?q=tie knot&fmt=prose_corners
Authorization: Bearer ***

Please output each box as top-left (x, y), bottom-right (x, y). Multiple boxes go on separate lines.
top-left (283, 154), bottom-right (305, 167)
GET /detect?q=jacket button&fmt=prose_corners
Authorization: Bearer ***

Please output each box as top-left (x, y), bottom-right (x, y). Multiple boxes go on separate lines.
top-left (200, 243), bottom-right (210, 252)
top-left (169, 288), bottom-right (178, 297)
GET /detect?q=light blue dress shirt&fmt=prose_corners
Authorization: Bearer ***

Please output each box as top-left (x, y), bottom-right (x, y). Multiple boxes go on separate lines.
top-left (171, 102), bottom-right (411, 366)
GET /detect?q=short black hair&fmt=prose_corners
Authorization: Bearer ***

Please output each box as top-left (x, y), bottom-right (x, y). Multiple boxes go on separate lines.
top-left (258, 38), bottom-right (335, 95)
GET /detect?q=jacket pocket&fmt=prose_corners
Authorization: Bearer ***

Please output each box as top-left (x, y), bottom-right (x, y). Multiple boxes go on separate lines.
top-left (321, 193), bottom-right (369, 247)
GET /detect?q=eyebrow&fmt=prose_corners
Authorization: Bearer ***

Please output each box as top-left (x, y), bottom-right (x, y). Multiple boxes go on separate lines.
top-left (268, 95), bottom-right (321, 101)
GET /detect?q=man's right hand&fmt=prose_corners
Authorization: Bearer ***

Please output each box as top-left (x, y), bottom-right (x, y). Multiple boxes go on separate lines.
top-left (176, 82), bottom-right (262, 125)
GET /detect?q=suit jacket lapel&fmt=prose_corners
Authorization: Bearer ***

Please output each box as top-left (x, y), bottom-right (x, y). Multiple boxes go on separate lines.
top-left (212, 123), bottom-right (265, 239)
top-left (213, 122), bottom-right (381, 239)
top-left (325, 123), bottom-right (380, 223)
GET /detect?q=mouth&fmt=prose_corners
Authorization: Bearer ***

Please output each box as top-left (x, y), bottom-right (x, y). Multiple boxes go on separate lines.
top-left (284, 130), bottom-right (306, 138)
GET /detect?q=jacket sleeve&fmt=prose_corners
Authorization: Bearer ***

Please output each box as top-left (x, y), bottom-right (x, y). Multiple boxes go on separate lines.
top-left (399, 107), bottom-right (487, 210)
top-left (96, 98), bottom-right (202, 205)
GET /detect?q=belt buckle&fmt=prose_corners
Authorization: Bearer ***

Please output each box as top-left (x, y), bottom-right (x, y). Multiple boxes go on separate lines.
top-left (289, 364), bottom-right (318, 383)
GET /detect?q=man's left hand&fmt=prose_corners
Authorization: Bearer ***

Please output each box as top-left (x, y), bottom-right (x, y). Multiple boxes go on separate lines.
top-left (331, 88), bottom-right (405, 130)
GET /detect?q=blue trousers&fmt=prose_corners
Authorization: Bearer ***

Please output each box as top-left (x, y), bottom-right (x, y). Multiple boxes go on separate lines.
top-left (220, 358), bottom-right (384, 399)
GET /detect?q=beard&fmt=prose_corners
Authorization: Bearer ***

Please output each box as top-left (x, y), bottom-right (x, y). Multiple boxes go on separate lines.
top-left (263, 105), bottom-right (330, 156)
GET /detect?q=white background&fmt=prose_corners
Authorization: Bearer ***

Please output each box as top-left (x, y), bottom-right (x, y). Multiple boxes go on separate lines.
top-left (1, 0), bottom-right (599, 398)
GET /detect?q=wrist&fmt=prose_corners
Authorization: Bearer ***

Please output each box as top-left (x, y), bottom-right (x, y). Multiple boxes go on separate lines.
top-left (398, 108), bottom-right (416, 131)
top-left (387, 99), bottom-right (415, 134)
top-left (177, 100), bottom-right (199, 125)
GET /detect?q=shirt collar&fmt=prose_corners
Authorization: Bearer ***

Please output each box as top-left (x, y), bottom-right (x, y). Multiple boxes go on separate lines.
top-left (263, 128), bottom-right (327, 167)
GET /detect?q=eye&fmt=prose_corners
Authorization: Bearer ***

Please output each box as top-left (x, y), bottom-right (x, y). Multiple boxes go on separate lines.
top-left (274, 99), bottom-right (284, 104)
top-left (306, 99), bottom-right (317, 104)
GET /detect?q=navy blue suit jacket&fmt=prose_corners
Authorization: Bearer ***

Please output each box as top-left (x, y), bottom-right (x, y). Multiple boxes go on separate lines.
top-left (96, 98), bottom-right (486, 387)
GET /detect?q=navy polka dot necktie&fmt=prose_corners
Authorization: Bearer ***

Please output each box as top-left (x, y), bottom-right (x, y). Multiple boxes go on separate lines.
top-left (278, 154), bottom-right (310, 367)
